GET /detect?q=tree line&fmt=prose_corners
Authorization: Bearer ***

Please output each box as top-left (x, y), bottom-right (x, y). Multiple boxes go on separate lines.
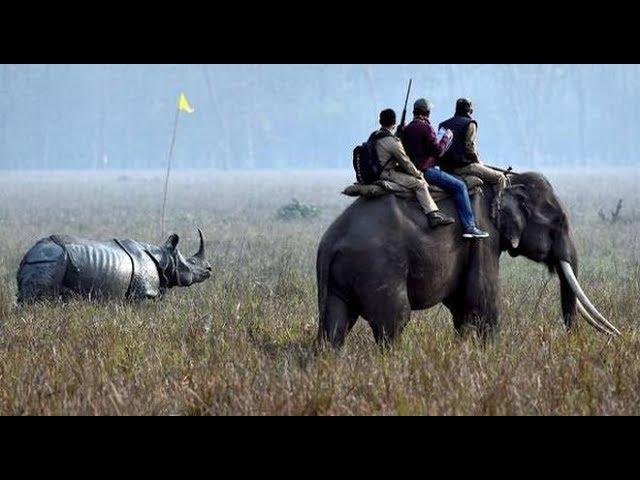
top-left (0, 64), bottom-right (636, 170)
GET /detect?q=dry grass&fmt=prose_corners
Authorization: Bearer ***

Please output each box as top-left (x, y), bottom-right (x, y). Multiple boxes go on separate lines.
top-left (0, 168), bottom-right (639, 415)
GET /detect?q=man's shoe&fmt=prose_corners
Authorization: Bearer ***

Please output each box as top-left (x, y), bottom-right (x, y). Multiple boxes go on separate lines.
top-left (427, 211), bottom-right (455, 228)
top-left (462, 226), bottom-right (490, 239)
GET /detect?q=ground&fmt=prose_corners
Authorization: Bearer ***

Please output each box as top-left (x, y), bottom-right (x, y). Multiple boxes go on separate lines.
top-left (0, 168), bottom-right (638, 415)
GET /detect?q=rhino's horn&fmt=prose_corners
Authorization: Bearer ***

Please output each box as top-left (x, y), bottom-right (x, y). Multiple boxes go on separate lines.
top-left (194, 228), bottom-right (205, 260)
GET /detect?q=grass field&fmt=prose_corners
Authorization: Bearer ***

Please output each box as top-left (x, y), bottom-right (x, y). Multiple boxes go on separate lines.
top-left (0, 168), bottom-right (639, 415)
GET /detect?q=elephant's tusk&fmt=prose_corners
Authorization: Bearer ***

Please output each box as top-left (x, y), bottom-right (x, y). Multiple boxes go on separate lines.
top-left (577, 300), bottom-right (618, 336)
top-left (559, 261), bottom-right (621, 336)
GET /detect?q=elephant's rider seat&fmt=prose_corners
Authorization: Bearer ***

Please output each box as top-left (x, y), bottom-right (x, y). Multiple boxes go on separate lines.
top-left (342, 174), bottom-right (484, 203)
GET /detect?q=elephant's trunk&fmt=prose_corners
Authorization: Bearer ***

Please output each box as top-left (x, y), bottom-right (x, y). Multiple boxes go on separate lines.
top-left (558, 261), bottom-right (579, 330)
top-left (554, 234), bottom-right (579, 330)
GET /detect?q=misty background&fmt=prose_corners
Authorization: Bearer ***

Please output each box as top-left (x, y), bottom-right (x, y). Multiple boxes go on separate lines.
top-left (0, 64), bottom-right (637, 170)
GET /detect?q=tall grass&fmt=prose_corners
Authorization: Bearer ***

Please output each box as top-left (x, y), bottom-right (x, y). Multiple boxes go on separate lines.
top-left (0, 168), bottom-right (638, 415)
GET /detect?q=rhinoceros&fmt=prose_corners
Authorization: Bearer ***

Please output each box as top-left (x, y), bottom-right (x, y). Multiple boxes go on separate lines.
top-left (16, 229), bottom-right (212, 303)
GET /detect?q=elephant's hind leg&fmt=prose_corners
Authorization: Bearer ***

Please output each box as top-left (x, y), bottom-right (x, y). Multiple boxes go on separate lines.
top-left (362, 287), bottom-right (411, 346)
top-left (321, 292), bottom-right (358, 348)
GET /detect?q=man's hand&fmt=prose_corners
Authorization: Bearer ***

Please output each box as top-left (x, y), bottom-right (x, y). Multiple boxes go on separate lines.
top-left (437, 128), bottom-right (454, 143)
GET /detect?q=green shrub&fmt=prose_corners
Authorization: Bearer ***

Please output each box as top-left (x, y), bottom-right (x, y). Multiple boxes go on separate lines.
top-left (277, 199), bottom-right (322, 220)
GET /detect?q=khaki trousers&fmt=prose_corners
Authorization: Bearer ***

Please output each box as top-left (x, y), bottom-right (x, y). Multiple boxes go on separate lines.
top-left (380, 169), bottom-right (438, 214)
top-left (452, 163), bottom-right (508, 190)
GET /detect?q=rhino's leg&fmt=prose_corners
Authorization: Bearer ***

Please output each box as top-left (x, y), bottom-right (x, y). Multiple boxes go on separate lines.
top-left (321, 292), bottom-right (358, 348)
top-left (17, 240), bottom-right (68, 303)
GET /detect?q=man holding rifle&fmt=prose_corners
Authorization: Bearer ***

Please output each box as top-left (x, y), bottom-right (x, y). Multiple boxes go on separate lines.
top-left (373, 80), bottom-right (453, 229)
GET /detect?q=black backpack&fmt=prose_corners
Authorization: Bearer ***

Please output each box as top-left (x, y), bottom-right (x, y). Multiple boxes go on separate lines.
top-left (352, 130), bottom-right (394, 184)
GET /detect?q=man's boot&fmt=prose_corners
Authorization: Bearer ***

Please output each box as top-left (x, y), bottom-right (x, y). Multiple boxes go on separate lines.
top-left (427, 210), bottom-right (455, 228)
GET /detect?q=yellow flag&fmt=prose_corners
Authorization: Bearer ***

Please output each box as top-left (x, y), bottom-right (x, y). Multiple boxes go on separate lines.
top-left (178, 93), bottom-right (194, 113)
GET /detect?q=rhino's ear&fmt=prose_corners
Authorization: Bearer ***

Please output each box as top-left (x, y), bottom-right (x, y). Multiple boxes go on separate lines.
top-left (164, 234), bottom-right (180, 251)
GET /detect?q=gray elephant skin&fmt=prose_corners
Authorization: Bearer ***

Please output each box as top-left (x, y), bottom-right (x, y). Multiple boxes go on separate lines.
top-left (317, 172), bottom-right (620, 346)
top-left (16, 229), bottom-right (211, 302)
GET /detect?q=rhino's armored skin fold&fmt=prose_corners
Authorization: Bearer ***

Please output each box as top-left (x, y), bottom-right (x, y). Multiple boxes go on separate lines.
top-left (16, 230), bottom-right (211, 303)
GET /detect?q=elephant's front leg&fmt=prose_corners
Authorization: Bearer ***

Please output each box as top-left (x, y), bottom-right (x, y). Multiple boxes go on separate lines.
top-left (444, 279), bottom-right (500, 339)
top-left (454, 306), bottom-right (499, 339)
top-left (444, 237), bottom-right (502, 339)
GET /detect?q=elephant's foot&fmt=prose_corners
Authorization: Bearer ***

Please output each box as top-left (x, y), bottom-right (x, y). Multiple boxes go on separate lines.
top-left (449, 308), bottom-right (498, 341)
top-left (444, 295), bottom-right (499, 341)
top-left (456, 319), bottom-right (497, 342)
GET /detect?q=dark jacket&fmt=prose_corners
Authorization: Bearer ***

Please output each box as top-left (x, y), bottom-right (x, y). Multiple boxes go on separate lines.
top-left (401, 118), bottom-right (450, 170)
top-left (438, 115), bottom-right (478, 170)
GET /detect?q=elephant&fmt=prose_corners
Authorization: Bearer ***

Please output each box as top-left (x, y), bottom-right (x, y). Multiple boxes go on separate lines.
top-left (316, 172), bottom-right (620, 346)
top-left (16, 229), bottom-right (212, 303)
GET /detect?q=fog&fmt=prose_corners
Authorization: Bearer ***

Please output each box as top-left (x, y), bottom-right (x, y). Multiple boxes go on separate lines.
top-left (1, 64), bottom-right (637, 170)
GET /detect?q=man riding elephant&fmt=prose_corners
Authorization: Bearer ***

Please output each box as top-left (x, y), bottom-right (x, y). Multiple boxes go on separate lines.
top-left (374, 108), bottom-right (455, 229)
top-left (402, 98), bottom-right (489, 239)
top-left (439, 98), bottom-right (508, 191)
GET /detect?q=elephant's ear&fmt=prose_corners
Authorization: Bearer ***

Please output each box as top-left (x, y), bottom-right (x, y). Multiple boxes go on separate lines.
top-left (500, 185), bottom-right (530, 249)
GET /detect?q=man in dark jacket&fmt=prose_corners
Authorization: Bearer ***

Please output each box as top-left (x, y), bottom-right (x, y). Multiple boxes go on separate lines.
top-left (438, 98), bottom-right (508, 191)
top-left (402, 98), bottom-right (489, 239)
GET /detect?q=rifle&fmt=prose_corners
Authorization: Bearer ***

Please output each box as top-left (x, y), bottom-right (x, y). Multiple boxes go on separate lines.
top-left (395, 78), bottom-right (412, 138)
top-left (485, 164), bottom-right (515, 175)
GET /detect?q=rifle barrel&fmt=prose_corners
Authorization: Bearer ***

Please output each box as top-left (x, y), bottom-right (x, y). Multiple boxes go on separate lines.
top-left (485, 164), bottom-right (515, 174)
top-left (404, 79), bottom-right (412, 107)
top-left (398, 79), bottom-right (413, 134)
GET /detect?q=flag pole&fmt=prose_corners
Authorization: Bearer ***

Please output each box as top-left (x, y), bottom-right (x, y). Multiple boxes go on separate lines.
top-left (160, 107), bottom-right (180, 239)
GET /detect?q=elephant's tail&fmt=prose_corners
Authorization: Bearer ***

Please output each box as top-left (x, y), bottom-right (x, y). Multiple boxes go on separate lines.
top-left (316, 241), bottom-right (333, 343)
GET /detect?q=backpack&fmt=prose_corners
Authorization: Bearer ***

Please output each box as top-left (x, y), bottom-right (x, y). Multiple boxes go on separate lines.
top-left (352, 130), bottom-right (394, 184)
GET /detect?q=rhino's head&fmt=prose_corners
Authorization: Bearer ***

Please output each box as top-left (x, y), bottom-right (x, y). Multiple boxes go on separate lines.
top-left (148, 229), bottom-right (212, 288)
